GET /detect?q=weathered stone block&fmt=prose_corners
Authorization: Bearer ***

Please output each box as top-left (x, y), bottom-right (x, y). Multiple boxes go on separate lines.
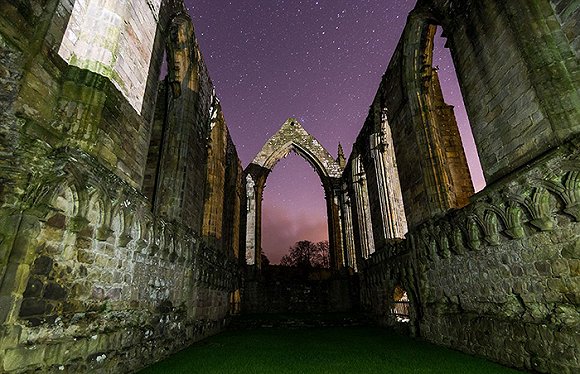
top-left (46, 213), bottom-right (67, 229)
top-left (551, 259), bottom-right (570, 275)
top-left (19, 298), bottom-right (47, 317)
top-left (534, 261), bottom-right (552, 276)
top-left (3, 346), bottom-right (45, 372)
top-left (43, 282), bottom-right (66, 300)
top-left (22, 277), bottom-right (43, 298)
top-left (31, 255), bottom-right (53, 276)
top-left (562, 240), bottom-right (580, 259)
top-left (77, 250), bottom-right (95, 264)
top-left (569, 259), bottom-right (580, 276)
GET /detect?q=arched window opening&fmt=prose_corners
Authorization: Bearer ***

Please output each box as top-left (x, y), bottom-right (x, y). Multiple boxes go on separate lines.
top-left (258, 152), bottom-right (335, 313)
top-left (261, 152), bottom-right (329, 267)
top-left (391, 285), bottom-right (410, 323)
top-left (431, 26), bottom-right (486, 193)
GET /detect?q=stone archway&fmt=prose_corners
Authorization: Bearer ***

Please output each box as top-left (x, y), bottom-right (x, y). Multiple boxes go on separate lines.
top-left (245, 118), bottom-right (345, 270)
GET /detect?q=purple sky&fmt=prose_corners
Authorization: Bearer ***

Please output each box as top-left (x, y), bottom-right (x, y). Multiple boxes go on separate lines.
top-left (184, 0), bottom-right (485, 263)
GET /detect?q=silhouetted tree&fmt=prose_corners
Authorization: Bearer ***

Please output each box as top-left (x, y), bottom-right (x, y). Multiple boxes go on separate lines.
top-left (261, 252), bottom-right (270, 267)
top-left (280, 240), bottom-right (330, 268)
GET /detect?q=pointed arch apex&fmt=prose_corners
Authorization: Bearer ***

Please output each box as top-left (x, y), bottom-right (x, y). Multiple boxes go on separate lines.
top-left (250, 118), bottom-right (343, 179)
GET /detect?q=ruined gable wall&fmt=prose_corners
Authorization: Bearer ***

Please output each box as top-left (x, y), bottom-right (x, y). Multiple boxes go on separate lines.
top-left (0, 1), bottom-right (242, 372)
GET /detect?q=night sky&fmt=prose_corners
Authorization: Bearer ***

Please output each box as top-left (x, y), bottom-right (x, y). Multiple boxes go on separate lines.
top-left (183, 0), bottom-right (485, 263)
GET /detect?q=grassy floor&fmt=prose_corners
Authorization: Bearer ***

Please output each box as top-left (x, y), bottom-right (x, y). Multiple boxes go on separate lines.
top-left (140, 326), bottom-right (523, 373)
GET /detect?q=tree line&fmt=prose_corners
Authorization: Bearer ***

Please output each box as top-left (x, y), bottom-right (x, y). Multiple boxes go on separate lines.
top-left (263, 240), bottom-right (330, 268)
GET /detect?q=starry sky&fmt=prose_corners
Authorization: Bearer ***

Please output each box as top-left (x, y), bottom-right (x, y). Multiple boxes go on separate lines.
top-left (183, 0), bottom-right (485, 263)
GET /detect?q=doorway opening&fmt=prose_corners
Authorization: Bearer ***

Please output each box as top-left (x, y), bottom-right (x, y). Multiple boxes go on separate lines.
top-left (391, 285), bottom-right (410, 323)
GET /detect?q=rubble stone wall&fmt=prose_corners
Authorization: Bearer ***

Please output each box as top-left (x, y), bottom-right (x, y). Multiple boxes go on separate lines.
top-left (351, 1), bottom-right (580, 373)
top-left (360, 142), bottom-right (580, 373)
top-left (0, 1), bottom-right (242, 372)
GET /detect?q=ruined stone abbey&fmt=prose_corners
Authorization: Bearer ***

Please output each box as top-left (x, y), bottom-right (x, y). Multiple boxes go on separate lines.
top-left (0, 0), bottom-right (578, 372)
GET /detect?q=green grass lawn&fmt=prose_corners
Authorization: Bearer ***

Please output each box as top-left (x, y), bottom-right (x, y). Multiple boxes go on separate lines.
top-left (140, 326), bottom-right (523, 373)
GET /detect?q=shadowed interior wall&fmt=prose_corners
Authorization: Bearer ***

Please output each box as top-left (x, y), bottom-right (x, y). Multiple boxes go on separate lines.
top-left (352, 1), bottom-right (580, 373)
top-left (0, 1), bottom-right (242, 372)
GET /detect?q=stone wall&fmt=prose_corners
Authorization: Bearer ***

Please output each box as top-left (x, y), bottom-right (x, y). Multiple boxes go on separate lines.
top-left (345, 29), bottom-right (473, 230)
top-left (436, 0), bottom-right (579, 183)
top-left (2, 0), bottom-right (154, 189)
top-left (0, 1), bottom-right (242, 372)
top-left (0, 149), bottom-right (237, 373)
top-left (359, 140), bottom-right (580, 373)
top-left (151, 12), bottom-right (218, 233)
top-left (350, 1), bottom-right (580, 373)
top-left (243, 266), bottom-right (354, 315)
top-left (58, 0), bottom-right (162, 113)
top-left (203, 101), bottom-right (244, 257)
top-left (550, 0), bottom-right (579, 56)
top-left (346, 0), bottom-right (580, 230)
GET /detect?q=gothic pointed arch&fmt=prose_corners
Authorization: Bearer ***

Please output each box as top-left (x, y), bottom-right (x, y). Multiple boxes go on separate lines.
top-left (250, 118), bottom-right (343, 180)
top-left (244, 118), bottom-right (345, 270)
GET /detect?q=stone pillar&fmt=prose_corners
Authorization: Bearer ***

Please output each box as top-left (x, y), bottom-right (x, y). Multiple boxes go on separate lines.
top-left (341, 184), bottom-right (357, 271)
top-left (369, 115), bottom-right (408, 240)
top-left (245, 174), bottom-right (257, 266)
top-left (324, 180), bottom-right (346, 270)
top-left (202, 104), bottom-right (227, 247)
top-left (352, 155), bottom-right (375, 260)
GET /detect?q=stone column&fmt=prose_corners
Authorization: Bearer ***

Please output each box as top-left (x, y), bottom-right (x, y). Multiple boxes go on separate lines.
top-left (341, 184), bottom-right (357, 271)
top-left (369, 116), bottom-right (408, 240)
top-left (324, 180), bottom-right (345, 270)
top-left (352, 155), bottom-right (375, 259)
top-left (245, 174), bottom-right (257, 265)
